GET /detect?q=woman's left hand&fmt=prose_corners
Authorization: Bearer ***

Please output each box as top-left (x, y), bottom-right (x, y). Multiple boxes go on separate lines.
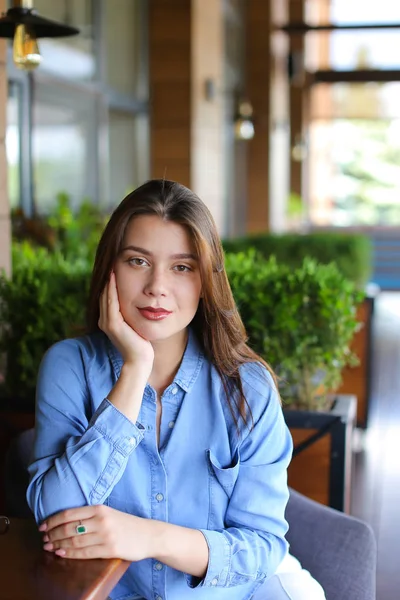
top-left (39, 505), bottom-right (153, 561)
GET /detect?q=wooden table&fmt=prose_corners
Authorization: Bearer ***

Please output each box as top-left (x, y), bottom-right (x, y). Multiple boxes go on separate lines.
top-left (0, 518), bottom-right (130, 600)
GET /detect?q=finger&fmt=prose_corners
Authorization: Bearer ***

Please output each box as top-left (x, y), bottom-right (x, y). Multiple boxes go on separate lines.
top-left (40, 506), bottom-right (98, 534)
top-left (44, 532), bottom-right (101, 552)
top-left (54, 544), bottom-right (111, 560)
top-left (46, 515), bottom-right (98, 543)
top-left (98, 280), bottom-right (110, 329)
top-left (107, 271), bottom-right (121, 320)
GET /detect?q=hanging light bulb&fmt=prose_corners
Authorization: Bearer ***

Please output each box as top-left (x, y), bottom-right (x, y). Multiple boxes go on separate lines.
top-left (234, 101), bottom-right (255, 141)
top-left (0, 0), bottom-right (79, 71)
top-left (13, 23), bottom-right (41, 70)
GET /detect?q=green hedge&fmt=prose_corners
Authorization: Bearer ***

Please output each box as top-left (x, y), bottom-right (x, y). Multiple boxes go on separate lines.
top-left (226, 249), bottom-right (364, 410)
top-left (0, 242), bottom-right (363, 411)
top-left (223, 231), bottom-right (372, 289)
top-left (0, 242), bottom-right (92, 401)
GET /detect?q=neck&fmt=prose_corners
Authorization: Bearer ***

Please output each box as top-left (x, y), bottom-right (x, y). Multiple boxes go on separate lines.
top-left (148, 329), bottom-right (188, 394)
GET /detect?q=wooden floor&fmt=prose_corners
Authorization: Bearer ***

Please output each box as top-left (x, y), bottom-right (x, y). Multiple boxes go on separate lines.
top-left (350, 292), bottom-right (400, 600)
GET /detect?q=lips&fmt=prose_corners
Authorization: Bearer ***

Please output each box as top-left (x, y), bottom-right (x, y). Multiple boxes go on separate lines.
top-left (138, 306), bottom-right (172, 321)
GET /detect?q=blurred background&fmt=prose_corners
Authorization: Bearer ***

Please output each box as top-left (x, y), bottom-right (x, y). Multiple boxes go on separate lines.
top-left (0, 2), bottom-right (399, 599)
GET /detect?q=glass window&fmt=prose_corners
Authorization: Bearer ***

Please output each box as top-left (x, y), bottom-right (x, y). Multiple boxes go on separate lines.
top-left (330, 0), bottom-right (400, 25)
top-left (309, 83), bottom-right (400, 227)
top-left (108, 111), bottom-right (149, 207)
top-left (105, 0), bottom-right (147, 98)
top-left (6, 1), bottom-right (149, 216)
top-left (32, 85), bottom-right (97, 214)
top-left (6, 82), bottom-right (21, 210)
top-left (33, 0), bottom-right (95, 80)
top-left (329, 30), bottom-right (400, 71)
top-left (305, 0), bottom-right (400, 71)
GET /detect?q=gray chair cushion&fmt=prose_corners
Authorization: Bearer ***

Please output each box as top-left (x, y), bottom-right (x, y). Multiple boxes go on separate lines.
top-left (285, 488), bottom-right (376, 600)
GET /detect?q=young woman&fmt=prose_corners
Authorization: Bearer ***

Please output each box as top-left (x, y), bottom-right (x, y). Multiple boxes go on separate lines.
top-left (27, 179), bottom-right (325, 600)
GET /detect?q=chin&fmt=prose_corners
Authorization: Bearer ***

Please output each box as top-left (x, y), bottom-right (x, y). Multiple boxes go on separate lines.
top-left (126, 319), bottom-right (174, 343)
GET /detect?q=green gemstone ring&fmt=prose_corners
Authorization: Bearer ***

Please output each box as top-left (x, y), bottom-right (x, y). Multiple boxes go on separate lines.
top-left (76, 521), bottom-right (87, 535)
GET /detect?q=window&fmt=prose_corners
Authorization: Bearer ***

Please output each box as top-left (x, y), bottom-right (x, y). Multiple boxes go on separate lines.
top-left (108, 111), bottom-right (149, 207)
top-left (6, 0), bottom-right (149, 215)
top-left (309, 83), bottom-right (400, 226)
top-left (104, 0), bottom-right (147, 99)
top-left (32, 85), bottom-right (98, 213)
top-left (305, 0), bottom-right (400, 71)
top-left (33, 0), bottom-right (95, 80)
top-left (302, 0), bottom-right (400, 228)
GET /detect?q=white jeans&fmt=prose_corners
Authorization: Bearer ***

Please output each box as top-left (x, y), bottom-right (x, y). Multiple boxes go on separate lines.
top-left (252, 553), bottom-right (326, 600)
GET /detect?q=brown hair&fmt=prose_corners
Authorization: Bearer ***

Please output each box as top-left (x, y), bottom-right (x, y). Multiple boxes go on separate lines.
top-left (87, 179), bottom-right (278, 430)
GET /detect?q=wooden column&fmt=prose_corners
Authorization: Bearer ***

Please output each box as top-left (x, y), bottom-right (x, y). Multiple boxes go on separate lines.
top-left (149, 0), bottom-right (226, 232)
top-left (245, 0), bottom-right (271, 233)
top-left (0, 0), bottom-right (11, 277)
top-left (149, 0), bottom-right (192, 187)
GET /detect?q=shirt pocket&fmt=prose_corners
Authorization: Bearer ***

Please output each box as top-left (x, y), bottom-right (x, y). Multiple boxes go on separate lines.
top-left (207, 448), bottom-right (240, 529)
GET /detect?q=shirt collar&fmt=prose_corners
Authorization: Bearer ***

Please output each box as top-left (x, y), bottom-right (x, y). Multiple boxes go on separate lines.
top-left (106, 327), bottom-right (204, 393)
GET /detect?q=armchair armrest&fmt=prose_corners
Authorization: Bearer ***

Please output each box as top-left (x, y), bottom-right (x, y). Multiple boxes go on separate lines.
top-left (285, 488), bottom-right (376, 600)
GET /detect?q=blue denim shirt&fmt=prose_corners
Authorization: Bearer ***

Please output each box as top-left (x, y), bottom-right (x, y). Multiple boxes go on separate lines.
top-left (27, 328), bottom-right (293, 600)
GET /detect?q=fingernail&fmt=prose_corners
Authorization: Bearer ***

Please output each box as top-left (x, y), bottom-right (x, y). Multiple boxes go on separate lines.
top-left (43, 543), bottom-right (54, 551)
top-left (42, 534), bottom-right (49, 543)
top-left (55, 549), bottom-right (66, 557)
top-left (38, 523), bottom-right (47, 532)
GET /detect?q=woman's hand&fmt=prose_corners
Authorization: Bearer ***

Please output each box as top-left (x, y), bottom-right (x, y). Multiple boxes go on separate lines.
top-left (40, 505), bottom-right (153, 562)
top-left (99, 271), bottom-right (154, 371)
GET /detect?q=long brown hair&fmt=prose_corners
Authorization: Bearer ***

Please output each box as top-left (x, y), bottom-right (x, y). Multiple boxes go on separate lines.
top-left (87, 179), bottom-right (278, 430)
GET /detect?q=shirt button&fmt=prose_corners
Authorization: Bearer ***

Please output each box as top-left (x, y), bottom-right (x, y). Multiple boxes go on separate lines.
top-left (154, 562), bottom-right (163, 571)
top-left (155, 493), bottom-right (164, 502)
top-left (211, 577), bottom-right (218, 585)
top-left (168, 421), bottom-right (175, 429)
top-left (128, 437), bottom-right (136, 446)
top-left (171, 387), bottom-right (178, 395)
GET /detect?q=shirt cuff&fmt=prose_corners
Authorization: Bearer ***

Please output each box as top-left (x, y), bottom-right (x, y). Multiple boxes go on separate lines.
top-left (186, 530), bottom-right (231, 588)
top-left (89, 398), bottom-right (145, 455)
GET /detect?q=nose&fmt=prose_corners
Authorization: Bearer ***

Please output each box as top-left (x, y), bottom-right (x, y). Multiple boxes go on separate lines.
top-left (143, 267), bottom-right (168, 297)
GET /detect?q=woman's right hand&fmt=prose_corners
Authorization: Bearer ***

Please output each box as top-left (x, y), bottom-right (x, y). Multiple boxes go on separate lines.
top-left (98, 271), bottom-right (154, 375)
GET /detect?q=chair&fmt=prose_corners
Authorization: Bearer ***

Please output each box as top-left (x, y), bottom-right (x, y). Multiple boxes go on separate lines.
top-left (4, 429), bottom-right (376, 600)
top-left (285, 488), bottom-right (376, 600)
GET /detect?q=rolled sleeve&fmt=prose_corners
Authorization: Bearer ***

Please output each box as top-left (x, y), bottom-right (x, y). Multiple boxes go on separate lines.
top-left (87, 400), bottom-right (145, 504)
top-left (90, 399), bottom-right (145, 455)
top-left (186, 529), bottom-right (231, 588)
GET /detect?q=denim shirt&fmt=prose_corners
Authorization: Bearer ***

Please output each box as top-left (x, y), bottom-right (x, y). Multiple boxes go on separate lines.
top-left (27, 328), bottom-right (293, 600)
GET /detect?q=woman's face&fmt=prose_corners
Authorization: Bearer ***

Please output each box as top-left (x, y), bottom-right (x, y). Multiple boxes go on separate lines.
top-left (114, 215), bottom-right (202, 344)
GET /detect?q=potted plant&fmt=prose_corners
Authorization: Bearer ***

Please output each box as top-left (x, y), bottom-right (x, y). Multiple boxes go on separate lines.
top-left (225, 249), bottom-right (364, 512)
top-left (223, 230), bottom-right (375, 428)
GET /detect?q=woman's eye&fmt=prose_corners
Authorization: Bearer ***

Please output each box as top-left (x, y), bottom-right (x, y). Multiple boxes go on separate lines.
top-left (128, 257), bottom-right (148, 266)
top-left (174, 264), bottom-right (192, 272)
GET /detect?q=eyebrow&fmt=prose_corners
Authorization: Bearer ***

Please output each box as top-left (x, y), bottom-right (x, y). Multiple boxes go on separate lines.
top-left (121, 245), bottom-right (198, 261)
